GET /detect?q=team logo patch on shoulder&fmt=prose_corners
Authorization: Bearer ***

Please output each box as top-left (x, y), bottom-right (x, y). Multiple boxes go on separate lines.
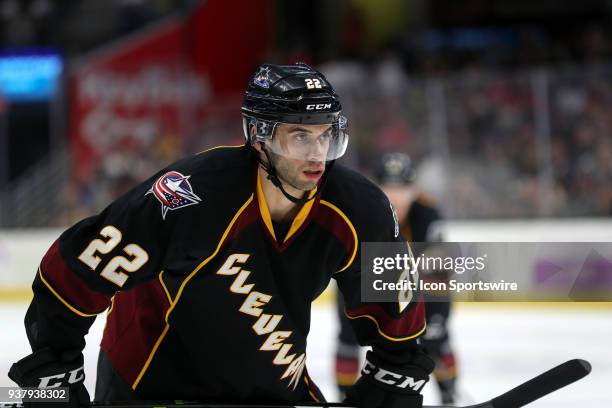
top-left (147, 171), bottom-right (201, 219)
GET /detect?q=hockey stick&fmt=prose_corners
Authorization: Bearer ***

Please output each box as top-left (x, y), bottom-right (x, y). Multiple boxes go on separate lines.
top-left (0, 359), bottom-right (591, 408)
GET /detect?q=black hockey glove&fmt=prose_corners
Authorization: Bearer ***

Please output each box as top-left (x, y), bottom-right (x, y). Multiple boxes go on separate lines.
top-left (8, 348), bottom-right (90, 407)
top-left (345, 350), bottom-right (434, 408)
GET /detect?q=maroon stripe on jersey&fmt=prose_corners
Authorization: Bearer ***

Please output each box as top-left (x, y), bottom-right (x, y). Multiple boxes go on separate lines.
top-left (41, 240), bottom-right (110, 313)
top-left (101, 278), bottom-right (169, 385)
top-left (311, 203), bottom-right (356, 264)
top-left (346, 298), bottom-right (426, 339)
top-left (225, 197), bottom-right (259, 242)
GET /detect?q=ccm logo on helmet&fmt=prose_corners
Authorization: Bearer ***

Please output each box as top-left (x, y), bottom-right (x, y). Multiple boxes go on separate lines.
top-left (363, 358), bottom-right (427, 392)
top-left (306, 103), bottom-right (332, 111)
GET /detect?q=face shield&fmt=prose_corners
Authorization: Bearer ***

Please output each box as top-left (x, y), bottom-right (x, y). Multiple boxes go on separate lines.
top-left (242, 115), bottom-right (349, 162)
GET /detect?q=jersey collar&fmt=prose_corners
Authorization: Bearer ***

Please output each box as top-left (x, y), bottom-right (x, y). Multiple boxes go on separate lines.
top-left (256, 171), bottom-right (317, 246)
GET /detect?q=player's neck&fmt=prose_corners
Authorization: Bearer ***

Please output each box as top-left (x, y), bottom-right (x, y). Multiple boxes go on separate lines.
top-left (258, 167), bottom-right (302, 222)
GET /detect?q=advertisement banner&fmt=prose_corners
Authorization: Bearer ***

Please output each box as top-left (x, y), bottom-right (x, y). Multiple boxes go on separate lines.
top-left (69, 0), bottom-right (271, 179)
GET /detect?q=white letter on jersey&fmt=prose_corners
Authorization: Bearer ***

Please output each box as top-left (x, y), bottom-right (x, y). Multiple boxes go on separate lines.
top-left (239, 291), bottom-right (271, 317)
top-left (229, 270), bottom-right (254, 294)
top-left (272, 344), bottom-right (295, 365)
top-left (281, 352), bottom-right (306, 391)
top-left (252, 314), bottom-right (282, 335)
top-left (217, 253), bottom-right (250, 275)
top-left (260, 331), bottom-right (292, 351)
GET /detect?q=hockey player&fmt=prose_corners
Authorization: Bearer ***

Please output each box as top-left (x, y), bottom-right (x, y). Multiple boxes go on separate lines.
top-left (9, 63), bottom-right (434, 407)
top-left (335, 153), bottom-right (458, 404)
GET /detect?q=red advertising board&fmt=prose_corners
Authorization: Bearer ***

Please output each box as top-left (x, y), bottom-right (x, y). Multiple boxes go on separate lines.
top-left (69, 0), bottom-right (272, 178)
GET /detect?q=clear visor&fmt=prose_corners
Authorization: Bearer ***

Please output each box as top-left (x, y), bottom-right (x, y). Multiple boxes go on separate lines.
top-left (243, 116), bottom-right (349, 162)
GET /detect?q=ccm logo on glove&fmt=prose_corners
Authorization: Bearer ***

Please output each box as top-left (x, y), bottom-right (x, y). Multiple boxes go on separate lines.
top-left (362, 358), bottom-right (427, 392)
top-left (38, 366), bottom-right (84, 388)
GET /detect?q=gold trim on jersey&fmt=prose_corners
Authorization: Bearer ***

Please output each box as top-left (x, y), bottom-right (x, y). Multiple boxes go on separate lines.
top-left (344, 309), bottom-right (427, 342)
top-left (196, 144), bottom-right (245, 155)
top-left (37, 266), bottom-right (104, 318)
top-left (256, 171), bottom-right (317, 244)
top-left (256, 173), bottom-right (277, 241)
top-left (158, 270), bottom-right (173, 304)
top-left (304, 375), bottom-right (320, 402)
top-left (132, 195), bottom-right (255, 390)
top-left (101, 295), bottom-right (117, 340)
top-left (106, 295), bottom-right (115, 316)
top-left (319, 200), bottom-right (358, 273)
top-left (284, 188), bottom-right (317, 243)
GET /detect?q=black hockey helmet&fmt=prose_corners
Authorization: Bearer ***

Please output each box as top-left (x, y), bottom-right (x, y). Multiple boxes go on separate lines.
top-left (376, 153), bottom-right (417, 185)
top-left (242, 63), bottom-right (349, 161)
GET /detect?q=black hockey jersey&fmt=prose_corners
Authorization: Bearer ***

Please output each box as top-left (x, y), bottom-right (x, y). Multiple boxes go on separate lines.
top-left (24, 146), bottom-right (427, 404)
top-left (400, 194), bottom-right (441, 243)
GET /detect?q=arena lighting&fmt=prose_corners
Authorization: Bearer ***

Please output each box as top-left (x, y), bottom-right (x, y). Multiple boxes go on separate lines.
top-left (0, 48), bottom-right (63, 102)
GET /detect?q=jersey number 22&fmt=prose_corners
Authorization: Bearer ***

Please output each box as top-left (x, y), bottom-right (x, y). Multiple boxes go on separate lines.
top-left (78, 225), bottom-right (149, 287)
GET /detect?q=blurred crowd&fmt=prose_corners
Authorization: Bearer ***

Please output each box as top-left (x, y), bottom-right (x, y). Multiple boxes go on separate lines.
top-left (320, 59), bottom-right (612, 219)
top-left (57, 59), bottom-right (612, 224)
top-left (0, 0), bottom-right (186, 54)
top-left (58, 34), bottom-right (612, 224)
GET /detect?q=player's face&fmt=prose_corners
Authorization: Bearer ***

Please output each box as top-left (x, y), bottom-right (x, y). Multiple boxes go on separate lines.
top-left (269, 123), bottom-right (332, 191)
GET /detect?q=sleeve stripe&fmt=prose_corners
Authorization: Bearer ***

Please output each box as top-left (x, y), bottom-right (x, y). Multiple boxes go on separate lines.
top-left (37, 267), bottom-right (100, 318)
top-left (345, 300), bottom-right (427, 341)
top-left (39, 240), bottom-right (110, 316)
top-left (345, 311), bottom-right (427, 342)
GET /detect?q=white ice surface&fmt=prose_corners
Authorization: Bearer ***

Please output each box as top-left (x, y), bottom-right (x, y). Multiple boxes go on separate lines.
top-left (1, 301), bottom-right (610, 407)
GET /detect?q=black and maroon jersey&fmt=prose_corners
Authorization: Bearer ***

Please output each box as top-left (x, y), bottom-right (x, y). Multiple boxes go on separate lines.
top-left (24, 145), bottom-right (427, 404)
top-left (399, 194), bottom-right (441, 243)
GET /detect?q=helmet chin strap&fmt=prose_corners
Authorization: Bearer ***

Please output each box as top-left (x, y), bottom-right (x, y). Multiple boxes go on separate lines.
top-left (256, 143), bottom-right (333, 206)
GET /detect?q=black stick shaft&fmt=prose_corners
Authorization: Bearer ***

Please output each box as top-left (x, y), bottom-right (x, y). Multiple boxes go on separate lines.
top-left (489, 359), bottom-right (592, 408)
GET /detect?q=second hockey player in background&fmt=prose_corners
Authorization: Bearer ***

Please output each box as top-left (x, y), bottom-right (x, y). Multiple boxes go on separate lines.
top-left (335, 152), bottom-right (458, 405)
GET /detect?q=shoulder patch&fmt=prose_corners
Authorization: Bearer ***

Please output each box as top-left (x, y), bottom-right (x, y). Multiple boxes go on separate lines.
top-left (146, 171), bottom-right (202, 219)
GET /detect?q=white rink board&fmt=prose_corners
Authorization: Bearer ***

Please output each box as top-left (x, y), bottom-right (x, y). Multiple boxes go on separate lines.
top-left (1, 219), bottom-right (611, 291)
top-left (1, 301), bottom-right (611, 407)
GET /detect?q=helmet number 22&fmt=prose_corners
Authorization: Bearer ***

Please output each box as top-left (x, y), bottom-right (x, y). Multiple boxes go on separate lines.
top-left (304, 78), bottom-right (322, 89)
top-left (77, 225), bottom-right (149, 287)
